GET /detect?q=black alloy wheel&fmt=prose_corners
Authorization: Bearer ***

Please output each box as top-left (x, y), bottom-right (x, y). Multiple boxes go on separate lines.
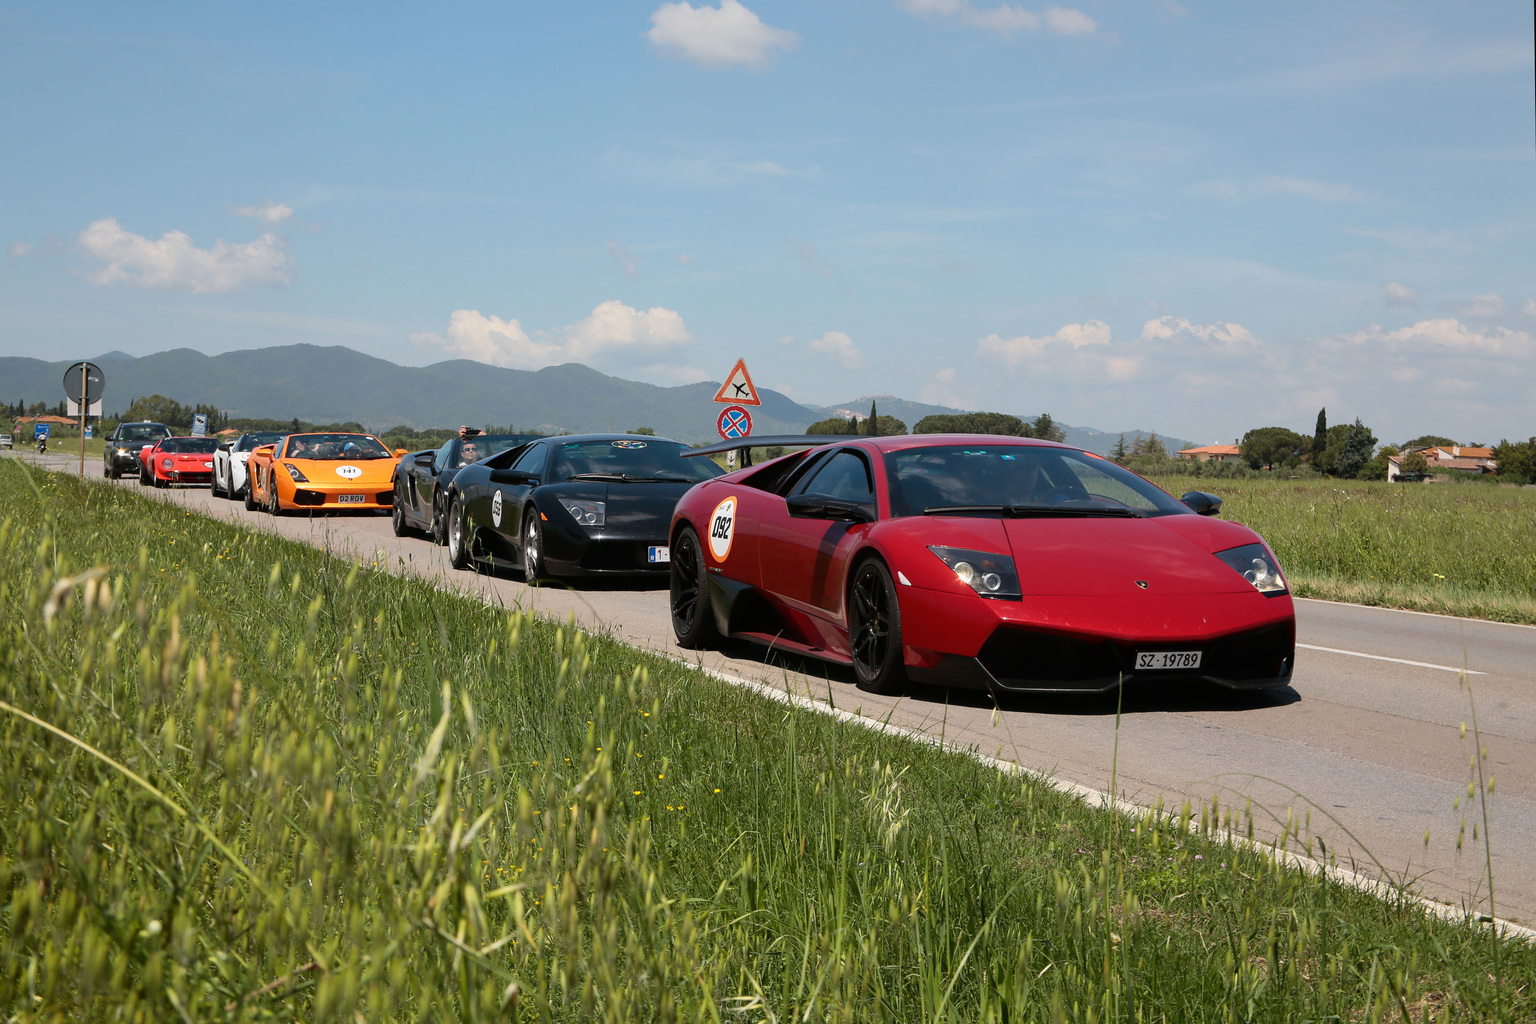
top-left (446, 493), bottom-right (473, 570)
top-left (243, 471), bottom-right (261, 511)
top-left (267, 473), bottom-right (287, 516)
top-left (139, 465), bottom-right (150, 486)
top-left (669, 526), bottom-right (717, 649)
top-left (848, 558), bottom-right (908, 695)
top-left (431, 493), bottom-right (448, 546)
top-left (211, 462), bottom-right (225, 498)
top-left (391, 480), bottom-right (414, 537)
top-left (521, 511), bottom-right (547, 583)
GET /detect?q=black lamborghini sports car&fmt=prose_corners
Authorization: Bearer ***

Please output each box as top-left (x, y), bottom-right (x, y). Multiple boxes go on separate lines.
top-left (392, 433), bottom-right (538, 542)
top-left (441, 434), bottom-right (724, 582)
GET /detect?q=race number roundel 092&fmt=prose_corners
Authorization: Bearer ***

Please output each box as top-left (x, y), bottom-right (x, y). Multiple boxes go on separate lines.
top-left (707, 495), bottom-right (737, 562)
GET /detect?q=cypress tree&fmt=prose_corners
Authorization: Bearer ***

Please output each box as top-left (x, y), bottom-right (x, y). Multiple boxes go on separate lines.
top-left (868, 400), bottom-right (879, 437)
top-left (1311, 408), bottom-right (1327, 460)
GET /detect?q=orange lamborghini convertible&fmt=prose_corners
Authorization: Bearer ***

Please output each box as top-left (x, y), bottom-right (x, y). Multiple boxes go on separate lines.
top-left (246, 433), bottom-right (402, 515)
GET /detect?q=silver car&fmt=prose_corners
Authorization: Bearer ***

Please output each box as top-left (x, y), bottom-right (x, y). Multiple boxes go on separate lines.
top-left (212, 431), bottom-right (286, 499)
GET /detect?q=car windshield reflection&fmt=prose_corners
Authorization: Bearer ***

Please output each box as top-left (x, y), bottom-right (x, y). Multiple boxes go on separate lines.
top-left (552, 440), bottom-right (724, 483)
top-left (284, 433), bottom-right (392, 460)
top-left (883, 445), bottom-right (1190, 518)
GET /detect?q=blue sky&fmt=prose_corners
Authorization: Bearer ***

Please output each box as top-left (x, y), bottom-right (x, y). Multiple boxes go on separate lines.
top-left (3, 1), bottom-right (1532, 444)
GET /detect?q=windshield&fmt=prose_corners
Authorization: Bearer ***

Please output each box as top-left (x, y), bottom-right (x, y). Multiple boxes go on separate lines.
top-left (455, 434), bottom-right (535, 467)
top-left (551, 439), bottom-right (725, 482)
top-left (283, 433), bottom-right (392, 460)
top-left (237, 432), bottom-right (285, 452)
top-left (884, 444), bottom-right (1190, 518)
top-left (159, 437), bottom-right (220, 454)
top-left (118, 424), bottom-right (170, 442)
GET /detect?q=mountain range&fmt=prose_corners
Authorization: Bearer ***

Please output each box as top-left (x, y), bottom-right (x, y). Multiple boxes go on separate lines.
top-left (0, 345), bottom-right (1196, 454)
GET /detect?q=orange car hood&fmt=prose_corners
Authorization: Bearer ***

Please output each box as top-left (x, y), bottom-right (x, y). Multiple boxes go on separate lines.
top-left (284, 457), bottom-right (398, 484)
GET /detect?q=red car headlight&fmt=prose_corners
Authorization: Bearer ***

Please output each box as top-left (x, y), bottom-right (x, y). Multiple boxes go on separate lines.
top-left (161, 458), bottom-right (173, 471)
top-left (928, 546), bottom-right (1022, 600)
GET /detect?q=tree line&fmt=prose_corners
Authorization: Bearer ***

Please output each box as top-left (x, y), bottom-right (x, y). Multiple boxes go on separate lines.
top-left (805, 402), bottom-right (1068, 442)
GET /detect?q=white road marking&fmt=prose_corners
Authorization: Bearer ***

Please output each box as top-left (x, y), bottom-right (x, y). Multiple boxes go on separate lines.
top-left (1296, 643), bottom-right (1484, 675)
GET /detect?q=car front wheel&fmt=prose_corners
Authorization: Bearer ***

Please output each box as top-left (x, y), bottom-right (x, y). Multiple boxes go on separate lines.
top-left (521, 511), bottom-right (548, 582)
top-left (849, 558), bottom-right (908, 695)
top-left (391, 480), bottom-right (414, 537)
top-left (670, 525), bottom-right (717, 649)
top-left (267, 476), bottom-right (287, 516)
top-left (243, 472), bottom-right (260, 511)
top-left (446, 494), bottom-right (473, 570)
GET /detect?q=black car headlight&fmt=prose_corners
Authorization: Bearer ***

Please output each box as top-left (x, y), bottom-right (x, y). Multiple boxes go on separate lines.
top-left (557, 498), bottom-right (605, 527)
top-left (284, 463), bottom-right (309, 483)
top-left (1215, 543), bottom-right (1287, 594)
top-left (928, 546), bottom-right (1021, 600)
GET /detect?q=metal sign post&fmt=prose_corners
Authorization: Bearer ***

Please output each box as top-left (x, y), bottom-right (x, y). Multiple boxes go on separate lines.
top-left (62, 362), bottom-right (105, 477)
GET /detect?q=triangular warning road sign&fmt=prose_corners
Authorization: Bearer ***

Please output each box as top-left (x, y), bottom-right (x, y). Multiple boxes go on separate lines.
top-left (712, 358), bottom-right (761, 406)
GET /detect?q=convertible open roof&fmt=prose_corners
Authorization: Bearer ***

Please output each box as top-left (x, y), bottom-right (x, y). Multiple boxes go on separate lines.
top-left (682, 434), bottom-right (866, 458)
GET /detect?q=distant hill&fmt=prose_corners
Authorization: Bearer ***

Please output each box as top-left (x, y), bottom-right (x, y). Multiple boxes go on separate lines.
top-left (815, 394), bottom-right (1196, 456)
top-left (2, 347), bottom-right (1193, 452)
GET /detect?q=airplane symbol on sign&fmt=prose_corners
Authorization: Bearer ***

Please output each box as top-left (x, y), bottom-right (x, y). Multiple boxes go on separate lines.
top-left (712, 358), bottom-right (762, 406)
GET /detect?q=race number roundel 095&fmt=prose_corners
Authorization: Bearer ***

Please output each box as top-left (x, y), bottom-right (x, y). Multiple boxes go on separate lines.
top-left (707, 495), bottom-right (737, 562)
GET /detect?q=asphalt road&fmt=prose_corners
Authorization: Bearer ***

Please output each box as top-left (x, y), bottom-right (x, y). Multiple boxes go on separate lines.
top-left (21, 453), bottom-right (1536, 926)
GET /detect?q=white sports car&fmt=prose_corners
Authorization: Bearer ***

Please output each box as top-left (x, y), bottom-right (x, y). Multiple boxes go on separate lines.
top-left (212, 431), bottom-right (286, 500)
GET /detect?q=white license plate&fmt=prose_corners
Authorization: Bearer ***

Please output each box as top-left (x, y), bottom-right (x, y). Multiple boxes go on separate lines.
top-left (1136, 650), bottom-right (1202, 671)
top-left (647, 545), bottom-right (670, 564)
top-left (337, 493), bottom-right (366, 504)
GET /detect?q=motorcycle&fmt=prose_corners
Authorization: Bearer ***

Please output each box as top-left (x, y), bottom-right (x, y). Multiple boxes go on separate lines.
top-left (35, 438), bottom-right (47, 455)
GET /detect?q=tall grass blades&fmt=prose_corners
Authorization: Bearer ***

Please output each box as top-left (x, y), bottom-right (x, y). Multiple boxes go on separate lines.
top-left (1145, 474), bottom-right (1536, 623)
top-left (1, 458), bottom-right (1533, 1021)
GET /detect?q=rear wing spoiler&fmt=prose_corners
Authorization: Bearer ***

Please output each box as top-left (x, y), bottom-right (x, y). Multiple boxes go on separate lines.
top-left (682, 434), bottom-right (866, 459)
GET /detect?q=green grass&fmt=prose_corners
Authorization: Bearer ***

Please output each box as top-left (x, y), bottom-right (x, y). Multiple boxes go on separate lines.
top-left (2, 458), bottom-right (1533, 1021)
top-left (1150, 474), bottom-right (1536, 624)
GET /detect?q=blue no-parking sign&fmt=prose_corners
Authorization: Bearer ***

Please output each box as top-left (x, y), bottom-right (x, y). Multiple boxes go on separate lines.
top-left (717, 405), bottom-right (752, 441)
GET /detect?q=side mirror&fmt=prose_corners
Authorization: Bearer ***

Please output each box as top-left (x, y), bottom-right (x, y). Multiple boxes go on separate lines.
top-left (394, 448), bottom-right (407, 457)
top-left (787, 493), bottom-right (875, 523)
top-left (1180, 491), bottom-right (1222, 516)
top-left (490, 469), bottom-right (533, 485)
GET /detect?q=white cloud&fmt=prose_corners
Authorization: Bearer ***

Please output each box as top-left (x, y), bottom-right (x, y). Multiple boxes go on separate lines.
top-left (230, 200), bottom-right (294, 224)
top-left (413, 301), bottom-right (692, 371)
top-left (807, 330), bottom-right (864, 369)
top-left (1459, 293), bottom-right (1504, 318)
top-left (77, 217), bottom-right (293, 293)
top-left (646, 0), bottom-right (799, 70)
top-left (1339, 318), bottom-right (1532, 357)
top-left (1383, 282), bottom-right (1419, 306)
top-left (894, 0), bottom-right (1096, 36)
top-left (607, 239), bottom-right (639, 280)
top-left (977, 318), bottom-right (1111, 366)
top-left (1523, 298), bottom-right (1536, 319)
top-left (675, 252), bottom-right (695, 266)
top-left (1137, 316), bottom-right (1261, 353)
top-left (8, 242), bottom-right (33, 260)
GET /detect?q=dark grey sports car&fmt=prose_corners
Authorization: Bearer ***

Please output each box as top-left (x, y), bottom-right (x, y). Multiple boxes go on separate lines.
top-left (442, 434), bottom-right (724, 582)
top-left (391, 434), bottom-right (538, 542)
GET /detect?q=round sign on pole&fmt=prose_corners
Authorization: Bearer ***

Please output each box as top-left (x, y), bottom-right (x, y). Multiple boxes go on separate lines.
top-left (62, 361), bottom-right (106, 402)
top-left (717, 405), bottom-right (752, 441)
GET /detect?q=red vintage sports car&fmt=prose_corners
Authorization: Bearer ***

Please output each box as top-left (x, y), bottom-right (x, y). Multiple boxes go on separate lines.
top-left (669, 434), bottom-right (1294, 695)
top-left (138, 436), bottom-right (221, 488)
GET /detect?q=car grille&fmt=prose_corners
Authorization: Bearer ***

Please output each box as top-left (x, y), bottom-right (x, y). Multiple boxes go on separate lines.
top-left (581, 542), bottom-right (664, 572)
top-left (978, 621), bottom-right (1294, 690)
top-left (293, 489), bottom-right (326, 506)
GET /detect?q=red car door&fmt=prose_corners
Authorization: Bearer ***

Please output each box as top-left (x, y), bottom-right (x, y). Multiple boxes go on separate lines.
top-left (758, 447), bottom-right (878, 652)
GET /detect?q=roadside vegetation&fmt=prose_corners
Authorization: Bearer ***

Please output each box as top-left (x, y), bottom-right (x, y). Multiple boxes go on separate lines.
top-left (1129, 467), bottom-right (1536, 624)
top-left (2, 458), bottom-right (1532, 1021)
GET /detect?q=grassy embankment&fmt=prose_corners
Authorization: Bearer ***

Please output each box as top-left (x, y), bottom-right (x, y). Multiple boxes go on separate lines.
top-left (1151, 474), bottom-right (1536, 624)
top-left (2, 458), bottom-right (1532, 1021)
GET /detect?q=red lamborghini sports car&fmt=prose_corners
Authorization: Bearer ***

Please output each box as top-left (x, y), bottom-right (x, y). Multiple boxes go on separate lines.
top-left (139, 436), bottom-right (220, 488)
top-left (669, 435), bottom-right (1294, 695)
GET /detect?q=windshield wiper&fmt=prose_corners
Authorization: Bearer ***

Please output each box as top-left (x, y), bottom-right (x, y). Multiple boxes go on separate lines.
top-left (924, 503), bottom-right (1143, 518)
top-left (622, 475), bottom-right (695, 483)
top-left (566, 473), bottom-right (629, 482)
